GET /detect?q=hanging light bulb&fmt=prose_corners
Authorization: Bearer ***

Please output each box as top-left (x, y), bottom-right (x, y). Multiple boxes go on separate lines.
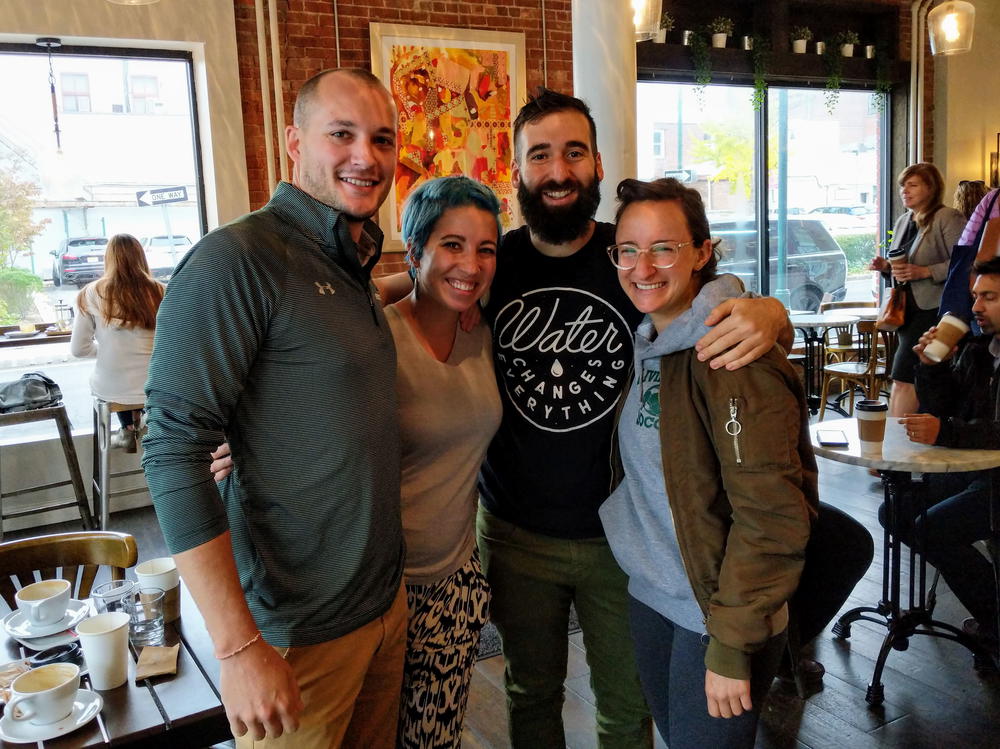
top-left (35, 37), bottom-right (63, 154)
top-left (928, 1), bottom-right (975, 56)
top-left (632, 0), bottom-right (663, 42)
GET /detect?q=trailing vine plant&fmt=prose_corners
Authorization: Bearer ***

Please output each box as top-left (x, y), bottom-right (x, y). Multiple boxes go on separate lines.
top-left (690, 31), bottom-right (712, 105)
top-left (750, 36), bottom-right (770, 111)
top-left (822, 40), bottom-right (842, 114)
top-left (873, 47), bottom-right (891, 113)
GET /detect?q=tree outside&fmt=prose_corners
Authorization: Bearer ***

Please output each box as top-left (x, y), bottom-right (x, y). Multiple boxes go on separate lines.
top-left (0, 163), bottom-right (48, 323)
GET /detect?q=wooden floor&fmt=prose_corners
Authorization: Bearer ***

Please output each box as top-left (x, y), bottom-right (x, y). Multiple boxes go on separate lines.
top-left (7, 455), bottom-right (999, 748)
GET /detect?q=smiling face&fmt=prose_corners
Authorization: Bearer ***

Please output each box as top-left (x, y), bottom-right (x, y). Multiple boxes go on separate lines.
top-left (512, 109), bottom-right (604, 245)
top-left (411, 204), bottom-right (499, 314)
top-left (615, 199), bottom-right (712, 333)
top-left (972, 273), bottom-right (1000, 336)
top-left (900, 174), bottom-right (932, 213)
top-left (286, 72), bottom-right (397, 240)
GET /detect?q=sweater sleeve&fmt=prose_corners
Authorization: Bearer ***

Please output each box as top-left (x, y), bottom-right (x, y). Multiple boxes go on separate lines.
top-left (141, 226), bottom-right (284, 554)
top-left (916, 346), bottom-right (1000, 450)
top-left (69, 287), bottom-right (98, 359)
top-left (700, 354), bottom-right (814, 680)
top-left (957, 189), bottom-right (999, 246)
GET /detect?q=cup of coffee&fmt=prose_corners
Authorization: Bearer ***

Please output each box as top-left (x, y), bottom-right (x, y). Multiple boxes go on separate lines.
top-left (76, 612), bottom-right (130, 690)
top-left (923, 313), bottom-right (970, 363)
top-left (135, 557), bottom-right (181, 623)
top-left (6, 663), bottom-right (80, 725)
top-left (15, 579), bottom-right (71, 627)
top-left (887, 247), bottom-right (907, 270)
top-left (856, 400), bottom-right (889, 454)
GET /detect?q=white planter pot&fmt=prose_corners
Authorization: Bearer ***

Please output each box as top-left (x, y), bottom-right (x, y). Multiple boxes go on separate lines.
top-left (711, 33), bottom-right (728, 48)
top-left (815, 41), bottom-right (826, 54)
top-left (682, 30), bottom-right (694, 46)
top-left (792, 39), bottom-right (808, 54)
top-left (655, 28), bottom-right (667, 43)
top-left (841, 43), bottom-right (854, 57)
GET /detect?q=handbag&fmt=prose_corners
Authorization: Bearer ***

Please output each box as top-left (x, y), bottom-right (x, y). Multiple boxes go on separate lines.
top-left (940, 188), bottom-right (1000, 332)
top-left (876, 283), bottom-right (906, 332)
top-left (0, 372), bottom-right (63, 413)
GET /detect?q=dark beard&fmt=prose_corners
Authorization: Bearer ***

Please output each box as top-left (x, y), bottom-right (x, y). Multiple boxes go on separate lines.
top-left (517, 176), bottom-right (601, 245)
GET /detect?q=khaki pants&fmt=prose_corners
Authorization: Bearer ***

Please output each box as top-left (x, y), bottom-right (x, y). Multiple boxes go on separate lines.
top-left (237, 584), bottom-right (407, 749)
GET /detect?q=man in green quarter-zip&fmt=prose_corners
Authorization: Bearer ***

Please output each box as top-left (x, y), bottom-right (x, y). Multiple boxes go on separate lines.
top-left (143, 69), bottom-right (407, 748)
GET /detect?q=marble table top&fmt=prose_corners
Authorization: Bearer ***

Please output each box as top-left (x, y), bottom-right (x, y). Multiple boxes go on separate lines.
top-left (791, 314), bottom-right (860, 329)
top-left (810, 418), bottom-right (1000, 473)
top-left (828, 307), bottom-right (879, 320)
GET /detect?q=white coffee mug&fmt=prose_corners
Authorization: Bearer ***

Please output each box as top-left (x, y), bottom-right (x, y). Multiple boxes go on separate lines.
top-left (6, 663), bottom-right (80, 725)
top-left (76, 612), bottom-right (131, 690)
top-left (15, 579), bottom-right (71, 626)
top-left (135, 557), bottom-right (181, 623)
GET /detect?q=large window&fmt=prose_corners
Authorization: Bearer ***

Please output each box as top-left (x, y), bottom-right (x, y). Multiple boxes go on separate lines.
top-left (60, 72), bottom-right (90, 113)
top-left (638, 82), bottom-right (885, 310)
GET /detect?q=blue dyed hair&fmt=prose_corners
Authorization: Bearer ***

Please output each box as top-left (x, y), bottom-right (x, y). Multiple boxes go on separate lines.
top-left (400, 176), bottom-right (502, 265)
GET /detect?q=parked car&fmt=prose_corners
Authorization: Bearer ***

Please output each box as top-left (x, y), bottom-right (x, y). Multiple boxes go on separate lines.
top-left (51, 237), bottom-right (108, 287)
top-left (806, 205), bottom-right (876, 233)
top-left (140, 235), bottom-right (194, 281)
top-left (714, 218), bottom-right (848, 312)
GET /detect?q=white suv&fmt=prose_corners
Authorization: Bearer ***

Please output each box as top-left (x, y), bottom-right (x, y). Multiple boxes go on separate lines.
top-left (140, 235), bottom-right (193, 281)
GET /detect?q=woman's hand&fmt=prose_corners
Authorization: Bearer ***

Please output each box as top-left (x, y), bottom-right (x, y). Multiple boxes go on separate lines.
top-left (869, 256), bottom-right (890, 273)
top-left (210, 442), bottom-right (234, 482)
top-left (891, 263), bottom-right (931, 283)
top-left (705, 669), bottom-right (752, 718)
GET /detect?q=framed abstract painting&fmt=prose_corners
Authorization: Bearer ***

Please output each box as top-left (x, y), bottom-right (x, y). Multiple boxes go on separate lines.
top-left (370, 22), bottom-right (526, 251)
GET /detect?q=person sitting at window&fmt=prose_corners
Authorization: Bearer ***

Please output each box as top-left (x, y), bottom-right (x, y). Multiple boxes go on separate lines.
top-left (70, 233), bottom-right (164, 452)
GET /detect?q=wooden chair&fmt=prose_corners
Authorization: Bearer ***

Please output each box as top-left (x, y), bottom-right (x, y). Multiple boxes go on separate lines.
top-left (819, 320), bottom-right (887, 418)
top-left (819, 300), bottom-right (877, 363)
top-left (0, 531), bottom-right (138, 610)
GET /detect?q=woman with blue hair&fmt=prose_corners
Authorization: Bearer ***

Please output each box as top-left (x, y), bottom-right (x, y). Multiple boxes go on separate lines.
top-left (388, 175), bottom-right (502, 747)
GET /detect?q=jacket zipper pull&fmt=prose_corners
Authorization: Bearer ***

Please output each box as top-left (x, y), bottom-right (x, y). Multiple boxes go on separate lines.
top-left (726, 397), bottom-right (743, 464)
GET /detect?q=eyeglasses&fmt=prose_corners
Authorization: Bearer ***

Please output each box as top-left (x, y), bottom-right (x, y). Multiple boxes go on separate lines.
top-left (607, 241), bottom-right (693, 270)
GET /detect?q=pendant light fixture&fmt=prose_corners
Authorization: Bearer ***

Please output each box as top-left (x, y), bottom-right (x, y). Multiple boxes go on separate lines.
top-left (35, 37), bottom-right (63, 154)
top-left (632, 0), bottom-right (663, 42)
top-left (928, 1), bottom-right (975, 56)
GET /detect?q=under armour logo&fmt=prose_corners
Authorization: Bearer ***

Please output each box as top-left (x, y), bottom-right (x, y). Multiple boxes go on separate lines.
top-left (314, 281), bottom-right (336, 295)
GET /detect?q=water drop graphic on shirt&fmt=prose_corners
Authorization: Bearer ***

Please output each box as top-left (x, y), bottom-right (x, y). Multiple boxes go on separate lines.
top-left (551, 359), bottom-right (564, 377)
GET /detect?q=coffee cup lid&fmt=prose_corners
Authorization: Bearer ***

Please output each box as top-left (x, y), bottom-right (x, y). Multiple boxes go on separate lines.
top-left (856, 400), bottom-right (888, 412)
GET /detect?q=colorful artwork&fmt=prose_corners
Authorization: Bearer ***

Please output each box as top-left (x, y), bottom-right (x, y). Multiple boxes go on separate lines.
top-left (371, 24), bottom-right (526, 250)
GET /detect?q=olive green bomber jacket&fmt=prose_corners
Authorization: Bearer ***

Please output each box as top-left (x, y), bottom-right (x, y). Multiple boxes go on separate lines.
top-left (657, 347), bottom-right (819, 679)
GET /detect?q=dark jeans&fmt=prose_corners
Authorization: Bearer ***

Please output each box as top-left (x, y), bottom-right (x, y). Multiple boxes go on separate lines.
top-left (116, 408), bottom-right (144, 430)
top-left (879, 473), bottom-right (996, 635)
top-left (629, 596), bottom-right (785, 749)
top-left (793, 502), bottom-right (874, 645)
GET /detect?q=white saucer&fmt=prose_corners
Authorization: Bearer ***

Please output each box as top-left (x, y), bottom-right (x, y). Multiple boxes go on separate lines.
top-left (0, 688), bottom-right (102, 743)
top-left (11, 629), bottom-right (79, 652)
top-left (2, 600), bottom-right (90, 639)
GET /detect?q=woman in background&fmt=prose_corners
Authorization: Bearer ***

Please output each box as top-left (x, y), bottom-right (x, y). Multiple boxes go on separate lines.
top-left (955, 179), bottom-right (989, 220)
top-left (70, 233), bottom-right (164, 451)
top-left (600, 178), bottom-right (815, 749)
top-left (868, 163), bottom-right (965, 415)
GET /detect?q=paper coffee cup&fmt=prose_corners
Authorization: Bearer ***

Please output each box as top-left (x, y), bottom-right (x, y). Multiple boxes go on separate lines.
top-left (887, 248), bottom-right (907, 268)
top-left (856, 400), bottom-right (888, 454)
top-left (6, 663), bottom-right (80, 725)
top-left (16, 579), bottom-right (71, 626)
top-left (924, 313), bottom-right (970, 363)
top-left (135, 557), bottom-right (180, 623)
top-left (77, 612), bottom-right (131, 690)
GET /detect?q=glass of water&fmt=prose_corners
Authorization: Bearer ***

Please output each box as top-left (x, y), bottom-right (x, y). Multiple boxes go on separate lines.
top-left (92, 579), bottom-right (136, 614)
top-left (127, 587), bottom-right (165, 647)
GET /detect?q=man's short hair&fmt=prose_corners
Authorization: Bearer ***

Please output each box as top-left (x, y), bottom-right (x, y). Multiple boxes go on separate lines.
top-left (973, 257), bottom-right (1000, 278)
top-left (512, 87), bottom-right (598, 160)
top-left (293, 68), bottom-right (385, 127)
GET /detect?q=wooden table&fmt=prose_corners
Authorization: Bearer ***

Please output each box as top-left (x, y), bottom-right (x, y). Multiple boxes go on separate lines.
top-left (1, 584), bottom-right (230, 747)
top-left (810, 418), bottom-right (1000, 706)
top-left (791, 313), bottom-right (859, 413)
top-left (0, 325), bottom-right (72, 349)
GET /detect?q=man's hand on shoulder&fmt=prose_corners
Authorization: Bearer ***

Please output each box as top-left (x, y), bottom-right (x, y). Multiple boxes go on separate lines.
top-left (696, 296), bottom-right (790, 370)
top-left (220, 636), bottom-right (303, 740)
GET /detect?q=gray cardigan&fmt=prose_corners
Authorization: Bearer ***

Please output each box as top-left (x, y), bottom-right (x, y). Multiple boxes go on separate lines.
top-left (888, 206), bottom-right (966, 310)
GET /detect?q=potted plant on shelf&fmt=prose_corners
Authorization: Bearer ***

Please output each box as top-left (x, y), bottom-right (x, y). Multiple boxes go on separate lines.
top-left (656, 11), bottom-right (674, 43)
top-left (839, 30), bottom-right (860, 57)
top-left (709, 17), bottom-right (734, 48)
top-left (790, 25), bottom-right (812, 54)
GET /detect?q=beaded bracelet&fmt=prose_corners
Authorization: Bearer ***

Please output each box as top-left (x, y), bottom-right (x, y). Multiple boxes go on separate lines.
top-left (216, 631), bottom-right (262, 660)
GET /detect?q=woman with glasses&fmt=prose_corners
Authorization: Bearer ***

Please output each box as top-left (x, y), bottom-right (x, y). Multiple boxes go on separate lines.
top-left (599, 178), bottom-right (817, 749)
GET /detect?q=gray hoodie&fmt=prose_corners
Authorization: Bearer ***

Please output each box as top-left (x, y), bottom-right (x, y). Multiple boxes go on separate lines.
top-left (599, 274), bottom-right (744, 634)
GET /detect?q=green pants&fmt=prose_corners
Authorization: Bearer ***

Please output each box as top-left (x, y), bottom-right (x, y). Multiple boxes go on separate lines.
top-left (476, 505), bottom-right (651, 749)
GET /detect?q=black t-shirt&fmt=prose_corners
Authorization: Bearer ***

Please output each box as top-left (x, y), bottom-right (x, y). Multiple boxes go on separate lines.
top-left (480, 222), bottom-right (643, 538)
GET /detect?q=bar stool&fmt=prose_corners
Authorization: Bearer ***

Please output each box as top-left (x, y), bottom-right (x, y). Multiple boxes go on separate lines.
top-left (0, 405), bottom-right (95, 540)
top-left (92, 399), bottom-right (147, 530)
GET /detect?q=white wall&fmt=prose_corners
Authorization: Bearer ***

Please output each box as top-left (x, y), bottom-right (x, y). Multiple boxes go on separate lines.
top-left (0, 0), bottom-right (250, 228)
top-left (933, 1), bottom-right (1000, 190)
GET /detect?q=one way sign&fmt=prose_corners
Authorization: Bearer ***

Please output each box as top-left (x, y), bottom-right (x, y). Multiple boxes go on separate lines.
top-left (136, 186), bottom-right (189, 207)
